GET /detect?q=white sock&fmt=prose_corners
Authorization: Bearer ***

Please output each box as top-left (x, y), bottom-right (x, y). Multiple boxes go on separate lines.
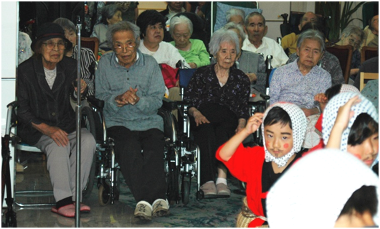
top-left (216, 178), bottom-right (227, 185)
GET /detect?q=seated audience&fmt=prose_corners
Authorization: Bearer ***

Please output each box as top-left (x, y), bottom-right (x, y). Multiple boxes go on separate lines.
top-left (267, 148), bottom-right (379, 228)
top-left (91, 4), bottom-right (122, 54)
top-left (334, 25), bottom-right (366, 78)
top-left (212, 22), bottom-right (266, 94)
top-left (270, 29), bottom-right (331, 148)
top-left (17, 22), bottom-right (95, 217)
top-left (225, 8), bottom-right (245, 28)
top-left (18, 31), bottom-right (33, 64)
top-left (137, 10), bottom-right (189, 104)
top-left (54, 17), bottom-right (97, 96)
top-left (281, 11), bottom-right (318, 55)
top-left (160, 2), bottom-right (189, 41)
top-left (242, 12), bottom-right (288, 68)
top-left (362, 15), bottom-right (378, 48)
top-left (184, 29), bottom-right (250, 198)
top-left (287, 22), bottom-right (344, 86)
top-left (95, 21), bottom-right (169, 221)
top-left (114, 2), bottom-right (139, 23)
top-left (217, 102), bottom-right (308, 227)
top-left (321, 92), bottom-right (378, 168)
top-left (169, 15), bottom-right (210, 68)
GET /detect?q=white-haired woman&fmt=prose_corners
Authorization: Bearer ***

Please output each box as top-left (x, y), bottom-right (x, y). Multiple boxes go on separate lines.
top-left (184, 29), bottom-right (250, 197)
top-left (169, 15), bottom-right (210, 68)
top-left (217, 22), bottom-right (267, 93)
top-left (226, 8), bottom-right (245, 28)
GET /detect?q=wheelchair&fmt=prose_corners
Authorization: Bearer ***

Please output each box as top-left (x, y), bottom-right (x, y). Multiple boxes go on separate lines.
top-left (84, 95), bottom-right (201, 206)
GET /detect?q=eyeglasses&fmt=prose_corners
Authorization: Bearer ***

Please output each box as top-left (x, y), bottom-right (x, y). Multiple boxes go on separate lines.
top-left (113, 41), bottom-right (136, 52)
top-left (42, 41), bottom-right (67, 50)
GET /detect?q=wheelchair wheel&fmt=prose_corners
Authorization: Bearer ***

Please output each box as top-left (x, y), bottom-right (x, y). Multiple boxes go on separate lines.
top-left (98, 183), bottom-right (111, 206)
top-left (81, 106), bottom-right (97, 198)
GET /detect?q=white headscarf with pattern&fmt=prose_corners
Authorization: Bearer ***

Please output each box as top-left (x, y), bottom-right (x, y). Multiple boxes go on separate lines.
top-left (262, 102), bottom-right (307, 167)
top-left (267, 148), bottom-right (379, 228)
top-left (340, 84), bottom-right (360, 93)
top-left (322, 92), bottom-right (378, 152)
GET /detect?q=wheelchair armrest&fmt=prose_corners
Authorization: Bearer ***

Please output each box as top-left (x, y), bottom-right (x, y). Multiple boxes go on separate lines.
top-left (7, 101), bottom-right (18, 109)
top-left (87, 95), bottom-right (104, 110)
top-left (162, 97), bottom-right (177, 111)
top-left (260, 94), bottom-right (270, 101)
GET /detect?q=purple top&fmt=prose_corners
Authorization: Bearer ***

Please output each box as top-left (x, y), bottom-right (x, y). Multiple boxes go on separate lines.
top-left (269, 60), bottom-right (331, 109)
top-left (184, 64), bottom-right (250, 119)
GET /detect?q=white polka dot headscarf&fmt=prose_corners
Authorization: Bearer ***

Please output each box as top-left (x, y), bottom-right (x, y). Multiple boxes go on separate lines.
top-left (262, 102), bottom-right (307, 167)
top-left (340, 84), bottom-right (359, 93)
top-left (322, 92), bottom-right (378, 152)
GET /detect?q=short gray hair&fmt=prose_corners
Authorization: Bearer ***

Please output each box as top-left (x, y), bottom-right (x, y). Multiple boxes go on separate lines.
top-left (106, 21), bottom-right (140, 50)
top-left (226, 8), bottom-right (245, 22)
top-left (53, 17), bottom-right (76, 32)
top-left (209, 29), bottom-right (240, 56)
top-left (169, 15), bottom-right (193, 36)
top-left (340, 25), bottom-right (366, 46)
top-left (297, 29), bottom-right (325, 52)
top-left (223, 22), bottom-right (246, 41)
top-left (101, 4), bottom-right (121, 25)
top-left (245, 12), bottom-right (266, 27)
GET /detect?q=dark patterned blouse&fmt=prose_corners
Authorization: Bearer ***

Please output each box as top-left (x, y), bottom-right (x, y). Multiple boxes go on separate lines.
top-left (184, 64), bottom-right (250, 120)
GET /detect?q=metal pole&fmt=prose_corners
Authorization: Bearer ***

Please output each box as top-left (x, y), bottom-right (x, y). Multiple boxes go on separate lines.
top-left (75, 15), bottom-right (82, 227)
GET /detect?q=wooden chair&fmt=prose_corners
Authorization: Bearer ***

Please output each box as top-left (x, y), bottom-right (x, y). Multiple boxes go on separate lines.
top-left (326, 45), bottom-right (353, 84)
top-left (361, 46), bottom-right (378, 63)
top-left (359, 72), bottom-right (378, 91)
top-left (80, 37), bottom-right (99, 60)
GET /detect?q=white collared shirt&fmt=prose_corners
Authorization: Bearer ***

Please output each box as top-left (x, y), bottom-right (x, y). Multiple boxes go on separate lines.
top-left (242, 37), bottom-right (289, 68)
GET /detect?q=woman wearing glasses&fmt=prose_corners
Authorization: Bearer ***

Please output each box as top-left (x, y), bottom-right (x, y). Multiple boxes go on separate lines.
top-left (95, 21), bottom-right (169, 221)
top-left (17, 23), bottom-right (96, 218)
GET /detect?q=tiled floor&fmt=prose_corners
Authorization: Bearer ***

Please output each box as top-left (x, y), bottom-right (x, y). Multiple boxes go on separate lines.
top-left (2, 151), bottom-right (246, 227)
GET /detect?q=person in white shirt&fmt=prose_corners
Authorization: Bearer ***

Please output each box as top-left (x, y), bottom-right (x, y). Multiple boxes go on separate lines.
top-left (242, 12), bottom-right (288, 68)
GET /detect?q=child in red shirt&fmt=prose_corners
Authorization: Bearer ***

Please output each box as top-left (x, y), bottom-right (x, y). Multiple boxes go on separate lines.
top-left (216, 102), bottom-right (307, 227)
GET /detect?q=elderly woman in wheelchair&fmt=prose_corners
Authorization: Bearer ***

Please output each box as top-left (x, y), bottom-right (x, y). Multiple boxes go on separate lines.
top-left (17, 22), bottom-right (96, 218)
top-left (95, 21), bottom-right (169, 221)
top-left (184, 29), bottom-right (250, 197)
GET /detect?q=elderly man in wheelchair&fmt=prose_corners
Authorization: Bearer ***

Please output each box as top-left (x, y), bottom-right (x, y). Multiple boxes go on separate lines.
top-left (95, 21), bottom-right (169, 221)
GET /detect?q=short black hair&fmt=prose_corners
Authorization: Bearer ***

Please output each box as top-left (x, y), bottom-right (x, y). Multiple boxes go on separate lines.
top-left (348, 113), bottom-right (378, 146)
top-left (339, 185), bottom-right (378, 217)
top-left (324, 84), bottom-right (342, 101)
top-left (264, 107), bottom-right (292, 129)
top-left (136, 10), bottom-right (166, 39)
top-left (300, 21), bottom-right (326, 40)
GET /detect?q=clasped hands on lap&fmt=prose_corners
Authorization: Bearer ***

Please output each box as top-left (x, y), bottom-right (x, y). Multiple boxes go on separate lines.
top-left (115, 87), bottom-right (139, 107)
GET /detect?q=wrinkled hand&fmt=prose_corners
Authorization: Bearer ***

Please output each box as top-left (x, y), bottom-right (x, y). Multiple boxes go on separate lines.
top-left (245, 73), bottom-right (257, 82)
top-left (115, 87), bottom-right (139, 107)
top-left (45, 126), bottom-right (69, 147)
top-left (245, 113), bottom-right (263, 134)
top-left (74, 79), bottom-right (87, 94)
top-left (314, 93), bottom-right (327, 103)
top-left (193, 110), bottom-right (210, 126)
top-left (334, 95), bottom-right (361, 131)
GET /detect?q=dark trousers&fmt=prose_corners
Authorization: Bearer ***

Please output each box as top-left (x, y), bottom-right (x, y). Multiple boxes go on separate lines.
top-left (192, 104), bottom-right (238, 185)
top-left (107, 127), bottom-right (166, 204)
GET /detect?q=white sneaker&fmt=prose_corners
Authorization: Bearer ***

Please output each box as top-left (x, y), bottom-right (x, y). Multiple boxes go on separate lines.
top-left (134, 201), bottom-right (152, 220)
top-left (152, 199), bottom-right (170, 217)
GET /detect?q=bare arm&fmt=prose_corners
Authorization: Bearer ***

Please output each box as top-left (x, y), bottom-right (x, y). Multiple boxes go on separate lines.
top-left (219, 113), bottom-right (263, 161)
top-left (326, 96), bottom-right (361, 149)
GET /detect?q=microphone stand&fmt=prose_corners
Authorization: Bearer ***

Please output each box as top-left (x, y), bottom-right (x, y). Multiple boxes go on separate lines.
top-left (75, 15), bottom-right (82, 227)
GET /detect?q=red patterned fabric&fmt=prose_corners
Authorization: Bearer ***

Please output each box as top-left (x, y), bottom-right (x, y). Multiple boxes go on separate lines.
top-left (160, 63), bottom-right (178, 89)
